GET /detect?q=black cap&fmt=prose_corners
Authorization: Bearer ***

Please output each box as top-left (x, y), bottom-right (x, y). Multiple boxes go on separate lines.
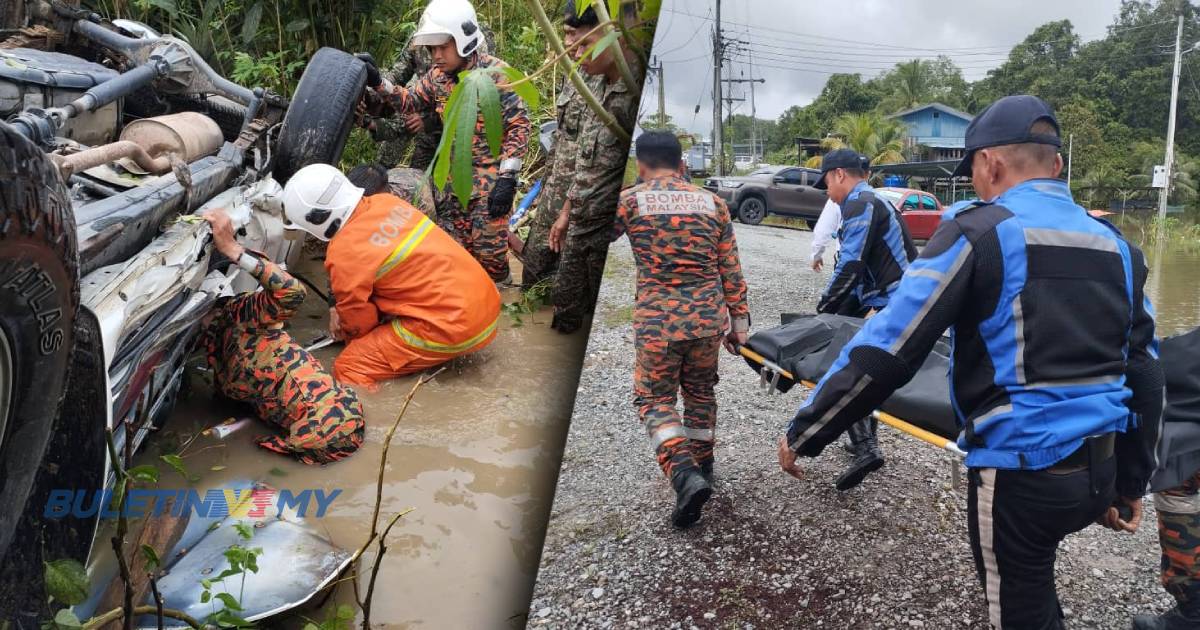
top-left (952, 95), bottom-right (1062, 177)
top-left (813, 148), bottom-right (870, 190)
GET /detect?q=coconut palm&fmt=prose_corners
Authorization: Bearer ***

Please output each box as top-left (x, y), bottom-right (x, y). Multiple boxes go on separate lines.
top-left (821, 112), bottom-right (908, 166)
top-left (887, 60), bottom-right (932, 112)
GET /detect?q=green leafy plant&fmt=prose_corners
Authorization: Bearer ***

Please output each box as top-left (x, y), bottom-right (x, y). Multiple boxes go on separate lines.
top-left (199, 521), bottom-right (263, 628)
top-left (500, 278), bottom-right (552, 326)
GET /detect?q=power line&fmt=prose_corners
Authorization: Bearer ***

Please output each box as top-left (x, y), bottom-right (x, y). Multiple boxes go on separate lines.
top-left (662, 6), bottom-right (1175, 54)
top-left (652, 4), bottom-right (711, 57)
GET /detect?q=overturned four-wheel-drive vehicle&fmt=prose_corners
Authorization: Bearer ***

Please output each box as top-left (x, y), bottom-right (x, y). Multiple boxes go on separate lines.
top-left (0, 1), bottom-right (368, 623)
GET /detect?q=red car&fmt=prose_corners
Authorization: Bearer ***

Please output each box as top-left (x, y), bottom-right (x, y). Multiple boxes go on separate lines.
top-left (876, 187), bottom-right (945, 240)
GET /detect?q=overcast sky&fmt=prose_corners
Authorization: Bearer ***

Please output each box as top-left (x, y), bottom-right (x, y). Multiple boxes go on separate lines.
top-left (641, 0), bottom-right (1133, 139)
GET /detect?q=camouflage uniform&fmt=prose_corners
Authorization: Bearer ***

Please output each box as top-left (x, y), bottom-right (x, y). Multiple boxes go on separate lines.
top-left (613, 175), bottom-right (750, 480)
top-left (1155, 471), bottom-right (1200, 609)
top-left (379, 53), bottom-right (531, 282)
top-left (374, 27), bottom-right (496, 169)
top-left (201, 257), bottom-right (365, 465)
top-left (374, 46), bottom-right (438, 169)
top-left (386, 167), bottom-right (437, 222)
top-left (520, 74), bottom-right (606, 289)
top-left (550, 74), bottom-right (641, 333)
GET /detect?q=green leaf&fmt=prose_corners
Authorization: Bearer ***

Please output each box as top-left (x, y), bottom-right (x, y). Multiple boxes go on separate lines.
top-left (336, 605), bottom-right (355, 620)
top-left (240, 2), bottom-right (263, 45)
top-left (268, 466), bottom-right (288, 477)
top-left (146, 0), bottom-right (178, 16)
top-left (233, 522), bottom-right (253, 540)
top-left (206, 521), bottom-right (221, 533)
top-left (52, 609), bottom-right (82, 629)
top-left (44, 559), bottom-right (89, 606)
top-left (127, 464), bottom-right (159, 484)
top-left (450, 78), bottom-right (479, 208)
top-left (216, 568), bottom-right (243, 581)
top-left (201, 578), bottom-right (213, 590)
top-left (589, 30), bottom-right (620, 62)
top-left (639, 0), bottom-right (662, 22)
top-left (576, 0), bottom-right (593, 16)
top-left (160, 454), bottom-right (196, 483)
top-left (200, 590), bottom-right (211, 604)
top-left (431, 79), bottom-right (465, 191)
top-left (607, 0), bottom-right (622, 22)
top-left (499, 66), bottom-right (540, 111)
top-left (284, 19), bottom-right (310, 32)
top-left (215, 592), bottom-right (243, 611)
top-left (201, 0), bottom-right (219, 23)
top-left (140, 544), bottom-right (161, 571)
top-left (475, 74), bottom-right (503, 158)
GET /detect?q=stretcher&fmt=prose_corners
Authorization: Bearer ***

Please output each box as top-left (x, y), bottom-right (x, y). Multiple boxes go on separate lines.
top-left (739, 314), bottom-right (1200, 491)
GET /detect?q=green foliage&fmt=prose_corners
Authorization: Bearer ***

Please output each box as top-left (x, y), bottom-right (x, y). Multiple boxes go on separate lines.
top-left (160, 453), bottom-right (199, 483)
top-left (501, 278), bottom-right (552, 326)
top-left (199, 521), bottom-right (263, 628)
top-left (43, 560), bottom-right (89, 606)
top-left (302, 604), bottom-right (357, 630)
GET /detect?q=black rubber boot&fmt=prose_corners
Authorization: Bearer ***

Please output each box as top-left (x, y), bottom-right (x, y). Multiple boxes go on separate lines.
top-left (698, 459), bottom-right (714, 484)
top-left (1132, 605), bottom-right (1200, 630)
top-left (835, 418), bottom-right (884, 491)
top-left (670, 468), bottom-right (712, 529)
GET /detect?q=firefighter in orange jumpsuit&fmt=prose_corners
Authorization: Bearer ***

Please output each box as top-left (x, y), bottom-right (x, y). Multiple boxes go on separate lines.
top-left (282, 163), bottom-right (501, 387)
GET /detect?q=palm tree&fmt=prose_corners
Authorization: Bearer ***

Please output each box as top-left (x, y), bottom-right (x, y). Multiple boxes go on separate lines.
top-left (892, 60), bottom-right (931, 111)
top-left (821, 112), bottom-right (908, 166)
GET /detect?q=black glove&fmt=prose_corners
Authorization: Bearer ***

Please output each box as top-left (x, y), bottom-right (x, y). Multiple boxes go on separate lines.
top-left (488, 176), bottom-right (517, 218)
top-left (355, 52), bottom-right (382, 88)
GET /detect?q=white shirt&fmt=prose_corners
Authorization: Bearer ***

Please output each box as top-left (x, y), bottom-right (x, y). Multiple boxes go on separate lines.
top-left (811, 198), bottom-right (842, 264)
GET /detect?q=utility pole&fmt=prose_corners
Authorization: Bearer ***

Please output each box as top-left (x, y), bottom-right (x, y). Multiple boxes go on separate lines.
top-left (722, 70), bottom-right (763, 167)
top-left (1160, 14), bottom-right (1184, 222)
top-left (711, 0), bottom-right (723, 175)
top-left (749, 48), bottom-right (758, 163)
top-left (649, 56), bottom-right (665, 128)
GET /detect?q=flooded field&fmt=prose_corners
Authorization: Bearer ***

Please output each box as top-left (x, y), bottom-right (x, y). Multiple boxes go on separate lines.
top-left (89, 254), bottom-right (587, 628)
top-left (1144, 240), bottom-right (1200, 336)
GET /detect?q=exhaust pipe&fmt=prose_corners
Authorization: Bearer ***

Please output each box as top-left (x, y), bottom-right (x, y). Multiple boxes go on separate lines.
top-left (52, 112), bottom-right (223, 177)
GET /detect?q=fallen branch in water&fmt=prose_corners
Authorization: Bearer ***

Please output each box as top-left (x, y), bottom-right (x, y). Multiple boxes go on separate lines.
top-left (351, 369), bottom-right (441, 629)
top-left (80, 605), bottom-right (201, 630)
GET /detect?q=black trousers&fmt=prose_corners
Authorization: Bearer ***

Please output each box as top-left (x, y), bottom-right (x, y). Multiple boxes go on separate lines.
top-left (966, 457), bottom-right (1116, 629)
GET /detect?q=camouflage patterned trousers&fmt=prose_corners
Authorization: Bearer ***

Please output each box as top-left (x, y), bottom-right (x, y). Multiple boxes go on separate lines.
top-left (520, 203), bottom-right (560, 289)
top-left (551, 226), bottom-right (610, 333)
top-left (634, 334), bottom-right (721, 480)
top-left (436, 192), bottom-right (510, 282)
top-left (1155, 471), bottom-right (1200, 607)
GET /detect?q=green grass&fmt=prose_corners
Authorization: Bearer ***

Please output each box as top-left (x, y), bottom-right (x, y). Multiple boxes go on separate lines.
top-left (762, 216), bottom-right (812, 231)
top-left (603, 304), bottom-right (634, 326)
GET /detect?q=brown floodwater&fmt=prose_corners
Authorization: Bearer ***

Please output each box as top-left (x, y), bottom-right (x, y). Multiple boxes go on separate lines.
top-left (91, 254), bottom-right (587, 628)
top-left (1144, 239), bottom-right (1200, 337)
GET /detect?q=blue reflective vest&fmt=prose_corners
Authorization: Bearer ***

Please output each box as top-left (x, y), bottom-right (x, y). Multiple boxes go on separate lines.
top-left (820, 181), bottom-right (917, 312)
top-left (788, 179), bottom-right (1162, 491)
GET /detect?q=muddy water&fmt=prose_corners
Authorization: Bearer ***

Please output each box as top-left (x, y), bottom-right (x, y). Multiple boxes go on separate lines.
top-left (101, 254), bottom-right (587, 628)
top-left (1144, 240), bottom-right (1200, 336)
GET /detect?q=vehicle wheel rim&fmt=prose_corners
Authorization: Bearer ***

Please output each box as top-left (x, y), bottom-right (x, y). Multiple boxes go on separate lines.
top-left (747, 201), bottom-right (763, 221)
top-left (0, 327), bottom-right (11, 454)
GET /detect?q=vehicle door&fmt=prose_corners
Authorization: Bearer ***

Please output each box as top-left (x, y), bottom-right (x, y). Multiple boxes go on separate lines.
top-left (796, 170), bottom-right (830, 216)
top-left (766, 168), bottom-right (806, 215)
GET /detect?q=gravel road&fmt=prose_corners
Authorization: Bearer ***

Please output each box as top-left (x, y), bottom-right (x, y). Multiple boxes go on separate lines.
top-left (527, 223), bottom-right (1174, 629)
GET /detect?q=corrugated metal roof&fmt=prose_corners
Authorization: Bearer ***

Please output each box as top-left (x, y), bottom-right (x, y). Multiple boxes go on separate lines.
top-left (887, 102), bottom-right (975, 122)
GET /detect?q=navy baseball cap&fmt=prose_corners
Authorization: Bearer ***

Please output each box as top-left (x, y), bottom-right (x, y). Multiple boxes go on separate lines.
top-left (813, 148), bottom-right (871, 190)
top-left (952, 95), bottom-right (1062, 177)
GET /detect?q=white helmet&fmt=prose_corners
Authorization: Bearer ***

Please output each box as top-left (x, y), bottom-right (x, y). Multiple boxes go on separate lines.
top-left (411, 0), bottom-right (482, 57)
top-left (281, 164), bottom-right (364, 241)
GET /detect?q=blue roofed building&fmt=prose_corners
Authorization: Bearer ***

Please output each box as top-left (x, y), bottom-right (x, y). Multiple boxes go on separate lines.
top-left (886, 103), bottom-right (974, 162)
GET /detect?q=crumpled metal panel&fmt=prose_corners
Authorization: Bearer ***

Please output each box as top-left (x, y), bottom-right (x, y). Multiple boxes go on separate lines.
top-left (141, 486), bottom-right (352, 628)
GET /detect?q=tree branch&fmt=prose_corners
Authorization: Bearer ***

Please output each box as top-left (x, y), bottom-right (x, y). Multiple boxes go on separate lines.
top-left (360, 508), bottom-right (414, 630)
top-left (525, 0), bottom-right (631, 143)
top-left (81, 605), bottom-right (201, 630)
top-left (588, 0), bottom-right (640, 92)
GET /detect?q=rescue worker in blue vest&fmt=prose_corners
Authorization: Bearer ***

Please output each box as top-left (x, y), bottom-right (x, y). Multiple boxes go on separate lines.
top-left (812, 148), bottom-right (918, 491)
top-left (777, 95), bottom-right (1164, 630)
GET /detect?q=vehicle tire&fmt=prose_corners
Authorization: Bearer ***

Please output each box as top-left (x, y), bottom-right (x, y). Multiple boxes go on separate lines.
top-left (273, 47), bottom-right (367, 184)
top-left (738, 196), bottom-right (767, 225)
top-left (0, 121), bottom-right (79, 619)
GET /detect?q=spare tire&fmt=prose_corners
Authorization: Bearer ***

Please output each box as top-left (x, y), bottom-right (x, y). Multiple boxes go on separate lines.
top-left (273, 47), bottom-right (367, 184)
top-left (0, 120), bottom-right (79, 619)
